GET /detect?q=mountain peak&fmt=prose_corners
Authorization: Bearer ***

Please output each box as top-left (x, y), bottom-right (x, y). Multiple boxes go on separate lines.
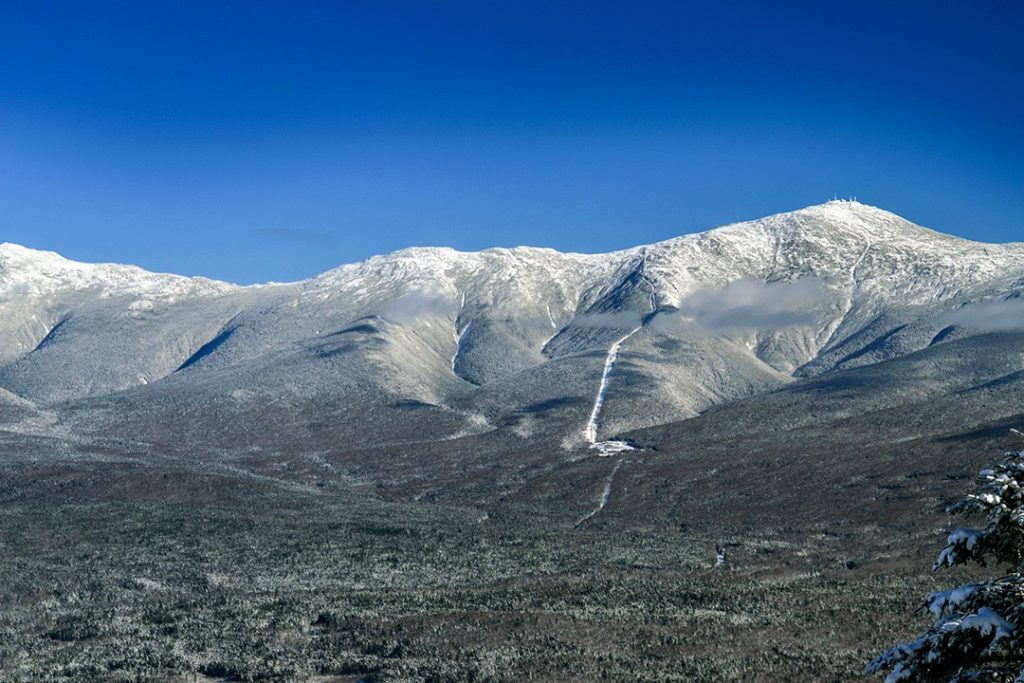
top-left (0, 242), bottom-right (236, 298)
top-left (735, 199), bottom-right (969, 247)
top-left (0, 241), bottom-right (71, 264)
top-left (794, 198), bottom-right (906, 222)
top-left (3, 201), bottom-right (1007, 299)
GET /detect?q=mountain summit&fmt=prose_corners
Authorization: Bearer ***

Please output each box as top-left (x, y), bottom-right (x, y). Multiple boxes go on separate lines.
top-left (1, 202), bottom-right (1022, 462)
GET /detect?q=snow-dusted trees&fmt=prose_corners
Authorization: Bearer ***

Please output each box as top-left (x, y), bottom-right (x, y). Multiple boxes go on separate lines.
top-left (867, 450), bottom-right (1024, 681)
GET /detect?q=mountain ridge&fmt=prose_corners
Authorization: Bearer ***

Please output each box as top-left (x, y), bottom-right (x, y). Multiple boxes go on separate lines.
top-left (4, 201), bottom-right (1014, 294)
top-left (2, 199), bottom-right (1023, 462)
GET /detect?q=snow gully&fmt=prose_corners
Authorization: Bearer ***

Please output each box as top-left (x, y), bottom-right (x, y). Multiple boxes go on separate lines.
top-left (582, 255), bottom-right (657, 455)
top-left (582, 326), bottom-right (641, 452)
top-left (574, 459), bottom-right (625, 529)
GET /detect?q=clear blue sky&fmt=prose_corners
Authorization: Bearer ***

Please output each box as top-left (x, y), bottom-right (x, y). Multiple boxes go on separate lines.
top-left (1, 1), bottom-right (1021, 284)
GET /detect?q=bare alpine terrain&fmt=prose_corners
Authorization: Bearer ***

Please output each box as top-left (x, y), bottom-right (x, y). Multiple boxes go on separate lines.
top-left (3, 200), bottom-right (1023, 681)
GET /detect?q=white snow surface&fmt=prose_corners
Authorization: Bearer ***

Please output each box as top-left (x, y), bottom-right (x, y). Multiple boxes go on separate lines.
top-left (5, 200), bottom-right (1024, 441)
top-left (583, 327), bottom-right (641, 444)
top-left (575, 459), bottom-right (625, 528)
top-left (928, 583), bottom-right (982, 617)
top-left (6, 200), bottom-right (1021, 307)
top-left (0, 242), bottom-right (237, 299)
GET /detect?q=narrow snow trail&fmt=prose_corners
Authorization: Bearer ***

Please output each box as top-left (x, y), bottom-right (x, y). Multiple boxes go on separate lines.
top-left (451, 322), bottom-right (472, 377)
top-left (575, 458), bottom-right (624, 529)
top-left (583, 326), bottom-right (641, 444)
top-left (582, 256), bottom-right (658, 451)
top-left (819, 240), bottom-right (872, 350)
top-left (845, 241), bottom-right (872, 311)
top-left (539, 304), bottom-right (561, 354)
top-left (637, 257), bottom-right (658, 313)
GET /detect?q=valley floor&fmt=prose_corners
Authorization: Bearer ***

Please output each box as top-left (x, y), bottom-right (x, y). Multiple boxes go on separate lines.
top-left (0, 492), bottom-right (945, 682)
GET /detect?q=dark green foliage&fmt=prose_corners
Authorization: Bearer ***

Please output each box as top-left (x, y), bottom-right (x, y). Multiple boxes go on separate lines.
top-left (868, 451), bottom-right (1024, 681)
top-left (1, 496), bottom-right (930, 682)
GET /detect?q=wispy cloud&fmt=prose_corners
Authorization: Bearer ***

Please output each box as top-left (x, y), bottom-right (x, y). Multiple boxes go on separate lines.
top-left (654, 277), bottom-right (828, 334)
top-left (380, 288), bottom-right (456, 322)
top-left (942, 298), bottom-right (1024, 332)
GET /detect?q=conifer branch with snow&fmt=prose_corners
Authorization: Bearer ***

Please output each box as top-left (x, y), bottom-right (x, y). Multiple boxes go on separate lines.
top-left (867, 450), bottom-right (1024, 682)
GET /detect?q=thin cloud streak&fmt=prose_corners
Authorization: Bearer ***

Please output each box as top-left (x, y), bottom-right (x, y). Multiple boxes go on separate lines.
top-left (380, 288), bottom-right (457, 323)
top-left (654, 277), bottom-right (829, 334)
top-left (942, 298), bottom-right (1024, 332)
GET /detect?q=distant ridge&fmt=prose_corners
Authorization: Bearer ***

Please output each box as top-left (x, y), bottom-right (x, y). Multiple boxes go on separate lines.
top-left (2, 201), bottom-right (1023, 454)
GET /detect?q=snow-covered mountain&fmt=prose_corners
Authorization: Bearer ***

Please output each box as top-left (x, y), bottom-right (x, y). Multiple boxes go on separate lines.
top-left (2, 201), bottom-right (1023, 460)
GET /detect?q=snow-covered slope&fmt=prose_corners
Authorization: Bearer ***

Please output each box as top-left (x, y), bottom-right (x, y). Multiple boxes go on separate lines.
top-left (0, 243), bottom-right (246, 400)
top-left (2, 201), bottom-right (1023, 452)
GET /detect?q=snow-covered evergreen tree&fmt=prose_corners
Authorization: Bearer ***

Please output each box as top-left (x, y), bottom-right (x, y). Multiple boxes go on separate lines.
top-left (867, 449), bottom-right (1024, 681)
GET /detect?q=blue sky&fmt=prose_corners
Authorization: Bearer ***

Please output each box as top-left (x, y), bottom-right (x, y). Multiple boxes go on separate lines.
top-left (1, 1), bottom-right (1021, 284)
